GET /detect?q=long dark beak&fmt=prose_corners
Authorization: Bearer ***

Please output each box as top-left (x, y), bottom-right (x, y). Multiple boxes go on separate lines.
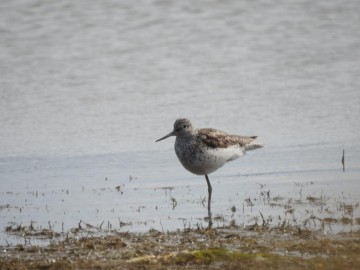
top-left (155, 131), bottom-right (175, 142)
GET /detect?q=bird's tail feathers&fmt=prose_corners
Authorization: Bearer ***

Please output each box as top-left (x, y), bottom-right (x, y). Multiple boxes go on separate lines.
top-left (245, 139), bottom-right (264, 151)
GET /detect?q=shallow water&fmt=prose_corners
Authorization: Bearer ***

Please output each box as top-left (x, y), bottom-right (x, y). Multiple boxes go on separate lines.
top-left (1, 0), bottom-right (360, 245)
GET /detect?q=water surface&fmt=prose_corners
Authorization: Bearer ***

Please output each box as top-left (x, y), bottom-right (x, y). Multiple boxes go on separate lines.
top-left (1, 0), bottom-right (359, 245)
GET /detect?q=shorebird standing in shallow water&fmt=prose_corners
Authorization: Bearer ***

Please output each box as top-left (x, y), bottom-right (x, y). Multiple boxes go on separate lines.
top-left (156, 118), bottom-right (263, 227)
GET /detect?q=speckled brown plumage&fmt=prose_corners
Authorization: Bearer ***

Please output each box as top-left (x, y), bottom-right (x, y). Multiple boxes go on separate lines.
top-left (197, 128), bottom-right (258, 149)
top-left (156, 118), bottom-right (263, 175)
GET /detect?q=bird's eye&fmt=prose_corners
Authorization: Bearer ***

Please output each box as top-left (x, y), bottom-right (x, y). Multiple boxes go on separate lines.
top-left (183, 125), bottom-right (187, 129)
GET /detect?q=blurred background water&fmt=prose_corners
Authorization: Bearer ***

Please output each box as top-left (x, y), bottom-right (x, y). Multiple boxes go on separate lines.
top-left (0, 0), bottom-right (359, 245)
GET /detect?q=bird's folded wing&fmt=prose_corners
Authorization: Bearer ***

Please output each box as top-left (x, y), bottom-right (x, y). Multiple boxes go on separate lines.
top-left (198, 128), bottom-right (257, 148)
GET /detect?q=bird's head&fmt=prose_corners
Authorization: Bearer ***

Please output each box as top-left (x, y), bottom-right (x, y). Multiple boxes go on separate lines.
top-left (156, 118), bottom-right (193, 142)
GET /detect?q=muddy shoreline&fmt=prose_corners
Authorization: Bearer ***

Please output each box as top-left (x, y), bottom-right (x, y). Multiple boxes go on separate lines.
top-left (1, 222), bottom-right (360, 269)
top-left (2, 178), bottom-right (360, 269)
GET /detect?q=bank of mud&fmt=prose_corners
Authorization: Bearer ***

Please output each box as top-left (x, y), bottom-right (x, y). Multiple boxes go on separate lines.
top-left (1, 223), bottom-right (360, 269)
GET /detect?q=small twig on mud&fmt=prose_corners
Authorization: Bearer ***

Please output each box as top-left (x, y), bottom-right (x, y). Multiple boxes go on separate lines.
top-left (99, 221), bottom-right (104, 230)
top-left (260, 212), bottom-right (266, 226)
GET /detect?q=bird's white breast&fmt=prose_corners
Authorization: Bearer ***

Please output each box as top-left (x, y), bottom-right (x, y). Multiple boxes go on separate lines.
top-left (175, 140), bottom-right (245, 175)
